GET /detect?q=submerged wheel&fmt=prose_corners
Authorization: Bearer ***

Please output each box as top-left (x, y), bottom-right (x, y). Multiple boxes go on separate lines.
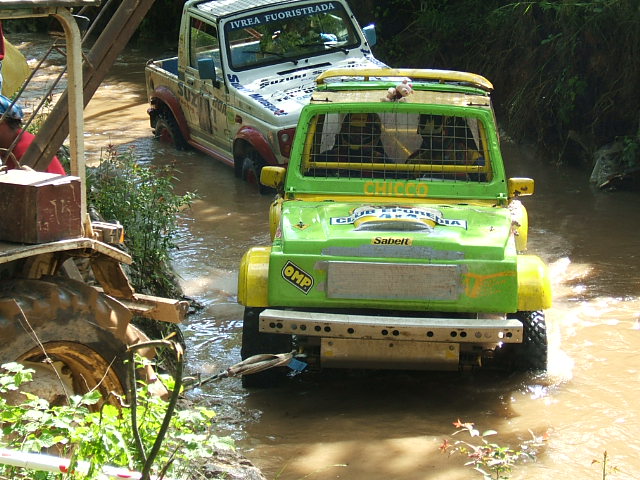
top-left (0, 277), bottom-right (152, 406)
top-left (154, 109), bottom-right (187, 150)
top-left (240, 152), bottom-right (271, 194)
top-left (496, 310), bottom-right (548, 372)
top-left (240, 307), bottom-right (292, 388)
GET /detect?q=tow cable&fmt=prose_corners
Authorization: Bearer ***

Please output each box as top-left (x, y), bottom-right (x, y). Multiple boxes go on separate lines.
top-left (182, 351), bottom-right (308, 391)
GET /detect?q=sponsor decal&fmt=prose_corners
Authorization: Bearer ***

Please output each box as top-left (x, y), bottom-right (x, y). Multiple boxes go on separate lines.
top-left (227, 74), bottom-right (288, 116)
top-left (177, 82), bottom-right (227, 115)
top-left (363, 180), bottom-right (429, 197)
top-left (282, 260), bottom-right (314, 294)
top-left (372, 237), bottom-right (412, 246)
top-left (259, 73), bottom-right (309, 89)
top-left (226, 3), bottom-right (338, 31)
top-left (330, 206), bottom-right (467, 229)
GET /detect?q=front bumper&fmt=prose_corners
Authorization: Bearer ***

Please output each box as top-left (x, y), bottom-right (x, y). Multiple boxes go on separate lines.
top-left (260, 309), bottom-right (523, 370)
top-left (259, 308), bottom-right (523, 343)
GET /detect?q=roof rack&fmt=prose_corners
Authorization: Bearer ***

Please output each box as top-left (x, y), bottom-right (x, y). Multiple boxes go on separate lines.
top-left (315, 68), bottom-right (493, 92)
top-left (0, 1), bottom-right (100, 8)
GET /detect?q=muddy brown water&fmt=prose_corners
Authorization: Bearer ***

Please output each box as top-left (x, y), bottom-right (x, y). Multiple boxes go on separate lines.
top-left (12, 33), bottom-right (640, 480)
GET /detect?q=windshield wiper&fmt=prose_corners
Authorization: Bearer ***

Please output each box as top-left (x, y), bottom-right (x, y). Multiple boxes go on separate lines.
top-left (247, 49), bottom-right (298, 65)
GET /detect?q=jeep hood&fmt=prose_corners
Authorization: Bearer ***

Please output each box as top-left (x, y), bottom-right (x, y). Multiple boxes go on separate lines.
top-left (229, 53), bottom-right (386, 127)
top-left (276, 201), bottom-right (515, 261)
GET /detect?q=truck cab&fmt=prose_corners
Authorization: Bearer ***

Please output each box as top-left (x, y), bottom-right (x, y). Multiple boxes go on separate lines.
top-left (146, 0), bottom-right (385, 190)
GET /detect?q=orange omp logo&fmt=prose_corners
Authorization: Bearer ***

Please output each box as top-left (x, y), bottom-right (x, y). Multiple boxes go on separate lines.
top-left (282, 261), bottom-right (314, 294)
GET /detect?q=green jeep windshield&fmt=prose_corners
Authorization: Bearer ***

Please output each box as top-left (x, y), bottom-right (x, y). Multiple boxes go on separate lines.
top-left (224, 1), bottom-right (360, 70)
top-left (300, 111), bottom-right (493, 182)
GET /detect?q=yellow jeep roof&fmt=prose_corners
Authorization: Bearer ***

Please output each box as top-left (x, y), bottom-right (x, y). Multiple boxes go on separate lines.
top-left (315, 68), bottom-right (494, 92)
top-left (310, 88), bottom-right (491, 109)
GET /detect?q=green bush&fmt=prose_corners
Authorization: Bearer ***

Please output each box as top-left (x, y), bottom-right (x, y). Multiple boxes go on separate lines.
top-left (0, 362), bottom-right (232, 480)
top-left (87, 145), bottom-right (196, 298)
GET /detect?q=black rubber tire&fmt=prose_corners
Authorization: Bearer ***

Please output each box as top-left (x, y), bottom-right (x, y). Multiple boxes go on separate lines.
top-left (496, 310), bottom-right (548, 372)
top-left (0, 277), bottom-right (150, 405)
top-left (240, 307), bottom-right (292, 388)
top-left (154, 109), bottom-right (188, 150)
top-left (240, 152), bottom-right (272, 194)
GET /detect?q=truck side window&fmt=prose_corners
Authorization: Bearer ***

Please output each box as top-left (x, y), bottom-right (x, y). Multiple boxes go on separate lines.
top-left (189, 18), bottom-right (220, 74)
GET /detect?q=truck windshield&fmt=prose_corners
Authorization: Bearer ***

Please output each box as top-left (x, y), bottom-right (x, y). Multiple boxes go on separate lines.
top-left (300, 112), bottom-right (493, 182)
top-left (224, 1), bottom-right (360, 70)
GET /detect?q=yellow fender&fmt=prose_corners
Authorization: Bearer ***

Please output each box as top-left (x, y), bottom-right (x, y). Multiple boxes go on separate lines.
top-left (269, 196), bottom-right (283, 241)
top-left (2, 39), bottom-right (30, 97)
top-left (517, 255), bottom-right (552, 311)
top-left (509, 199), bottom-right (529, 253)
top-left (237, 246), bottom-right (271, 307)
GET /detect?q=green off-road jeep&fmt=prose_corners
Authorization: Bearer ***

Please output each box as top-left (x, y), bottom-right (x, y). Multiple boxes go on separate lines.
top-left (237, 68), bottom-right (552, 386)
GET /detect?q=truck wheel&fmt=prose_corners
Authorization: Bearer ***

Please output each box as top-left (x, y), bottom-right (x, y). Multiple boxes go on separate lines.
top-left (240, 153), bottom-right (271, 194)
top-left (240, 307), bottom-right (292, 388)
top-left (154, 109), bottom-right (188, 150)
top-left (495, 310), bottom-right (547, 372)
top-left (0, 278), bottom-right (151, 406)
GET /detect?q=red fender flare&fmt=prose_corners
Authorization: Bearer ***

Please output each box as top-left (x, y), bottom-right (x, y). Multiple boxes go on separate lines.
top-left (235, 126), bottom-right (278, 165)
top-left (149, 86), bottom-right (191, 141)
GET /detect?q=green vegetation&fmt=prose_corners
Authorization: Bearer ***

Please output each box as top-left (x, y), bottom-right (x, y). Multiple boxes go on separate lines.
top-left (440, 419), bottom-right (544, 479)
top-left (7, 1), bottom-right (638, 166)
top-left (362, 0), bottom-right (640, 165)
top-left (87, 145), bottom-right (196, 299)
top-left (0, 362), bottom-right (232, 480)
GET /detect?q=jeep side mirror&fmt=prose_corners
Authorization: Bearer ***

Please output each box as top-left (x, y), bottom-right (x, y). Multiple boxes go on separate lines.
top-left (508, 177), bottom-right (535, 197)
top-left (362, 24), bottom-right (377, 47)
top-left (198, 58), bottom-right (220, 88)
top-left (261, 166), bottom-right (286, 189)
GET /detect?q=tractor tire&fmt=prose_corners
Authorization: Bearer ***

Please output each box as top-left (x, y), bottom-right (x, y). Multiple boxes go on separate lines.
top-left (0, 277), bottom-right (153, 406)
top-left (240, 307), bottom-right (292, 388)
top-left (496, 310), bottom-right (548, 372)
top-left (154, 109), bottom-right (188, 150)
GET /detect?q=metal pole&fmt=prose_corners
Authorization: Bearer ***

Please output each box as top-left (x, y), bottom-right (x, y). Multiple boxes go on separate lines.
top-left (53, 8), bottom-right (87, 225)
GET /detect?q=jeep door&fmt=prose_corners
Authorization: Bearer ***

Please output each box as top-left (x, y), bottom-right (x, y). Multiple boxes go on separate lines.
top-left (184, 15), bottom-right (232, 163)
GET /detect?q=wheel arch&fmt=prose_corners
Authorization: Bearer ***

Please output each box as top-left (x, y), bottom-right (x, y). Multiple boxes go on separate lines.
top-left (238, 246), bottom-right (271, 307)
top-left (149, 86), bottom-right (191, 142)
top-left (517, 254), bottom-right (552, 311)
top-left (234, 126), bottom-right (278, 168)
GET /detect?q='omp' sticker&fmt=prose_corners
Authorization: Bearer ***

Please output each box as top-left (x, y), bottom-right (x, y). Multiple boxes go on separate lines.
top-left (330, 206), bottom-right (467, 229)
top-left (282, 261), bottom-right (314, 294)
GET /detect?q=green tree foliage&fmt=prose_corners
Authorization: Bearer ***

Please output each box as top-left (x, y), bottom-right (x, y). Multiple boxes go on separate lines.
top-left (357, 0), bottom-right (640, 162)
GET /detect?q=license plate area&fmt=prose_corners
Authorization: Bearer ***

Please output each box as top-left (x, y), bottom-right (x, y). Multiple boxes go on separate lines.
top-left (320, 338), bottom-right (459, 370)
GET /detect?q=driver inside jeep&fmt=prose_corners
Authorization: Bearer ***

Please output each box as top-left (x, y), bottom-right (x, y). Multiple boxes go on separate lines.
top-left (318, 112), bottom-right (389, 164)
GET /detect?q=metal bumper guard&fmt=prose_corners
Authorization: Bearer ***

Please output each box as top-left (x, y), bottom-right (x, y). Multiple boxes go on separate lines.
top-left (259, 309), bottom-right (523, 370)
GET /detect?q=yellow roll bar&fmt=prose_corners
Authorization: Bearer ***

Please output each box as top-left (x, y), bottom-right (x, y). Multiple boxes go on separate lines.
top-left (315, 68), bottom-right (493, 92)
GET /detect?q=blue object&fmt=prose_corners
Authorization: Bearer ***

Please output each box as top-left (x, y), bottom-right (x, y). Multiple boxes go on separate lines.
top-left (287, 357), bottom-right (308, 372)
top-left (0, 94), bottom-right (24, 120)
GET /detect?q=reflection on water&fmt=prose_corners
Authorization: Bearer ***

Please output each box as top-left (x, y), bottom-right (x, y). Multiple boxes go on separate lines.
top-left (31, 31), bottom-right (639, 478)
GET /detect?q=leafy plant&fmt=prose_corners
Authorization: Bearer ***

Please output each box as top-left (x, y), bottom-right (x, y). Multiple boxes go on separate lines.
top-left (87, 145), bottom-right (196, 298)
top-left (592, 451), bottom-right (620, 479)
top-left (440, 419), bottom-right (544, 479)
top-left (0, 361), bottom-right (232, 480)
